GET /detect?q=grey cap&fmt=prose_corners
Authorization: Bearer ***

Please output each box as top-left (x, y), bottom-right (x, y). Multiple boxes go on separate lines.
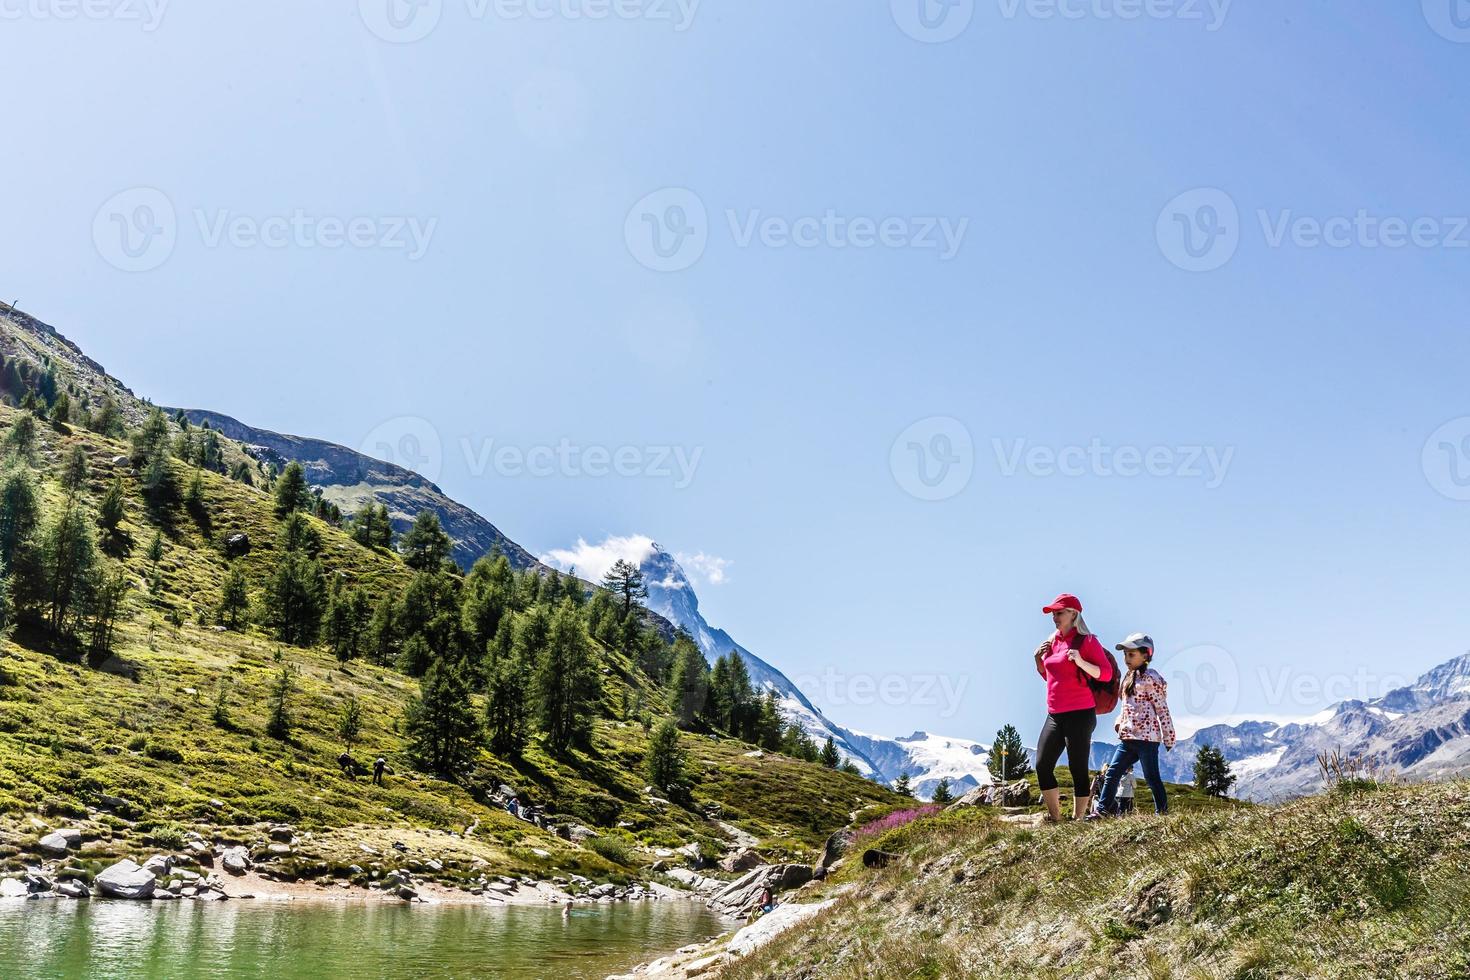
top-left (1115, 632), bottom-right (1155, 653)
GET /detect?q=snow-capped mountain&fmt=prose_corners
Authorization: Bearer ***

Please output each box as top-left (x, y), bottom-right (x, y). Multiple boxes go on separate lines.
top-left (1152, 651), bottom-right (1470, 801)
top-left (630, 542), bottom-right (996, 798)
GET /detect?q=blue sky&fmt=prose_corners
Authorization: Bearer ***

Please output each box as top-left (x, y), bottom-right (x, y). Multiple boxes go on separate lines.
top-left (4, 1), bottom-right (1470, 745)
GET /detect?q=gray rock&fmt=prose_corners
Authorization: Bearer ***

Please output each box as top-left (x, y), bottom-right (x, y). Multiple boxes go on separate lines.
top-left (267, 825), bottom-right (294, 843)
top-left (719, 848), bottom-right (763, 873)
top-left (0, 878), bottom-right (27, 899)
top-left (23, 872), bottom-right (53, 893)
top-left (56, 880), bottom-right (90, 899)
top-left (816, 829), bottom-right (855, 875)
top-left (706, 864), bottom-right (813, 918)
top-left (95, 860), bottom-right (157, 900)
top-left (396, 885), bottom-right (417, 901)
top-left (587, 883), bottom-right (617, 898)
top-left (221, 846), bottom-right (252, 875)
top-left (38, 829), bottom-right (82, 856)
top-left (142, 854), bottom-right (173, 875)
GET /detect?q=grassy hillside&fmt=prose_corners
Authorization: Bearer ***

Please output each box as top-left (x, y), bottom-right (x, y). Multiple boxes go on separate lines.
top-left (717, 777), bottom-right (1470, 979)
top-left (0, 407), bottom-right (900, 887)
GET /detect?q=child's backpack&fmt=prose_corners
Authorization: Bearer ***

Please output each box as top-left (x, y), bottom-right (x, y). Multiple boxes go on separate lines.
top-left (1073, 635), bottom-right (1122, 715)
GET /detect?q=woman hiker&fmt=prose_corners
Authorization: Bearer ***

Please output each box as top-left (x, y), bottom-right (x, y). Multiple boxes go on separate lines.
top-left (1033, 594), bottom-right (1115, 822)
top-left (1090, 633), bottom-right (1175, 818)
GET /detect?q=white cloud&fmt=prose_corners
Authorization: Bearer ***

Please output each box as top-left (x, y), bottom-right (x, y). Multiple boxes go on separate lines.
top-left (676, 551), bottom-right (732, 586)
top-left (540, 534), bottom-right (656, 583)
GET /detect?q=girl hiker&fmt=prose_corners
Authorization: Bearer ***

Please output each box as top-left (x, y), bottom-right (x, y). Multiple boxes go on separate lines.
top-left (1033, 594), bottom-right (1117, 822)
top-left (1091, 633), bottom-right (1175, 818)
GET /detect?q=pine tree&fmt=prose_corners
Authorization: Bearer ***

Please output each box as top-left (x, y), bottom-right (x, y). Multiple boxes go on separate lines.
top-left (43, 501), bottom-right (98, 638)
top-left (894, 772), bottom-right (914, 798)
top-left (399, 633), bottom-right (434, 677)
top-left (0, 465), bottom-right (41, 596)
top-left (484, 637), bottom-right (529, 757)
top-left (931, 777), bottom-right (954, 805)
top-left (279, 511), bottom-right (321, 555)
top-left (338, 695), bottom-right (363, 753)
top-left (400, 510), bottom-right (452, 571)
top-left (324, 585), bottom-right (370, 661)
top-left (266, 664), bottom-right (294, 740)
top-left (262, 551), bottom-right (324, 646)
top-left (819, 736), bottom-right (841, 768)
top-left (97, 478), bottom-right (126, 539)
top-left (146, 530), bottom-right (164, 568)
top-left (725, 652), bottom-right (755, 738)
top-left (132, 409), bottom-right (175, 504)
top-left (184, 468), bottom-right (205, 514)
top-left (534, 599), bottom-right (600, 753)
top-left (600, 558), bottom-right (647, 619)
top-left (3, 411), bottom-right (39, 463)
top-left (668, 632), bottom-right (708, 727)
top-left (647, 718), bottom-right (687, 792)
top-left (217, 565), bottom-right (249, 630)
top-left (60, 445), bottom-right (88, 496)
top-left (48, 392), bottom-right (72, 426)
top-left (273, 461), bottom-right (312, 518)
top-left (1194, 743), bottom-right (1237, 798)
top-left (405, 656), bottom-right (481, 777)
top-left (365, 594), bottom-right (399, 665)
top-left (755, 690), bottom-right (783, 751)
top-left (86, 565), bottom-right (129, 657)
top-left (987, 723), bottom-right (1033, 782)
top-left (89, 397), bottom-right (123, 438)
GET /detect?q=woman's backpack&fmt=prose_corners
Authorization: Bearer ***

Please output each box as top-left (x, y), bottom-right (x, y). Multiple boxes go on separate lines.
top-left (1073, 635), bottom-right (1122, 714)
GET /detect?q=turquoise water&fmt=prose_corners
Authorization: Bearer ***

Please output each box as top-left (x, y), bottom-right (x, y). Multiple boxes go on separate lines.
top-left (0, 898), bottom-right (728, 979)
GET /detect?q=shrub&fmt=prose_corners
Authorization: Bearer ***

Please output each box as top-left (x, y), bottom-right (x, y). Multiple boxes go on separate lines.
top-left (145, 743), bottom-right (185, 763)
top-left (587, 834), bottom-right (633, 866)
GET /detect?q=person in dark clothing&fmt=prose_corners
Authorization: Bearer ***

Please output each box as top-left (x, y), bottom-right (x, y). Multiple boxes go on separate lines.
top-left (372, 757), bottom-right (387, 786)
top-left (1033, 594), bottom-right (1115, 822)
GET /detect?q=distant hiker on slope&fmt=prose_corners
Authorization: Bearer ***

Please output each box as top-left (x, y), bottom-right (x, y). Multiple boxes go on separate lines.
top-left (1034, 594), bottom-right (1118, 822)
top-left (1090, 633), bottom-right (1174, 818)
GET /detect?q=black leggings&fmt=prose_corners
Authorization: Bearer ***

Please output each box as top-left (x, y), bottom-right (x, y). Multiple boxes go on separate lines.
top-left (1036, 708), bottom-right (1097, 793)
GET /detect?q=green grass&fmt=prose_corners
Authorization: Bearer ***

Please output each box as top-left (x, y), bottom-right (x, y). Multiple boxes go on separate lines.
top-left (0, 408), bottom-right (902, 885)
top-left (719, 778), bottom-right (1470, 979)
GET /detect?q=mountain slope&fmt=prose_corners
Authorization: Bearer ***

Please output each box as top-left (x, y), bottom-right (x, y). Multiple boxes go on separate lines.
top-left (0, 340), bottom-right (902, 892)
top-left (169, 408), bottom-right (541, 574)
top-left (714, 779), bottom-right (1470, 979)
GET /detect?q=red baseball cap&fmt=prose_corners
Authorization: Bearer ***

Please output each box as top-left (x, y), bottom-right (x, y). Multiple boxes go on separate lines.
top-left (1042, 593), bottom-right (1082, 614)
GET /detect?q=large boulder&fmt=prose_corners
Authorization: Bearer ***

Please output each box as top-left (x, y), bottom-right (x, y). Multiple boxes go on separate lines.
top-left (94, 860), bottom-right (156, 899)
top-left (0, 878), bottom-right (27, 899)
top-left (815, 828), bottom-right (854, 875)
top-left (224, 533), bottom-right (251, 557)
top-left (707, 864), bottom-right (812, 918)
top-left (221, 846), bottom-right (252, 875)
top-left (38, 830), bottom-right (81, 856)
top-left (719, 848), bottom-right (763, 873)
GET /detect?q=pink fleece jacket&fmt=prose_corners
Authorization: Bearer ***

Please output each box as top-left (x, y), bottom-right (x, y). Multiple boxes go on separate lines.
top-left (1043, 629), bottom-right (1114, 713)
